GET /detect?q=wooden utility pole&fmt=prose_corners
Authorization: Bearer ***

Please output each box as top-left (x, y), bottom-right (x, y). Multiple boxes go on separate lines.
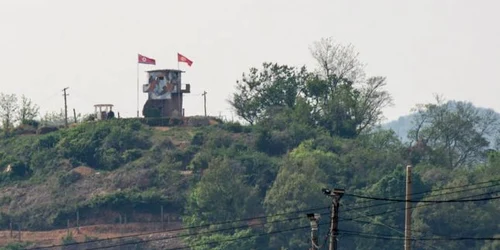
top-left (161, 205), bottom-right (164, 230)
top-left (307, 213), bottom-right (321, 250)
top-left (62, 87), bottom-right (69, 128)
top-left (404, 165), bottom-right (412, 250)
top-left (323, 188), bottom-right (344, 250)
top-left (202, 91), bottom-right (207, 116)
top-left (73, 108), bottom-right (77, 123)
top-left (76, 210), bottom-right (80, 233)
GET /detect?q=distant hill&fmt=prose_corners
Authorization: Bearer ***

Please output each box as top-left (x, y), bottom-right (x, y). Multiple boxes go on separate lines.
top-left (382, 101), bottom-right (500, 144)
top-left (382, 115), bottom-right (416, 142)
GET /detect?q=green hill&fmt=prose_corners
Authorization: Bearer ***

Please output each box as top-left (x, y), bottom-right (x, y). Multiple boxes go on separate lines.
top-left (1, 38), bottom-right (499, 250)
top-left (0, 116), bottom-right (498, 250)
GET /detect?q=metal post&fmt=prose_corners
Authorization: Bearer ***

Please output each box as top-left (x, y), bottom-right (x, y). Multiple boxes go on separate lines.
top-left (307, 213), bottom-right (321, 250)
top-left (137, 63), bottom-right (140, 118)
top-left (202, 91), bottom-right (207, 116)
top-left (161, 205), bottom-right (164, 230)
top-left (63, 87), bottom-right (69, 128)
top-left (76, 210), bottom-right (80, 233)
top-left (323, 188), bottom-right (344, 250)
top-left (405, 165), bottom-right (412, 250)
top-left (73, 108), bottom-right (77, 123)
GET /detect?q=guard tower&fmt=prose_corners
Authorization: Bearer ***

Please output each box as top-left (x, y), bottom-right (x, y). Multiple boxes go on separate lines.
top-left (94, 104), bottom-right (114, 120)
top-left (142, 69), bottom-right (191, 118)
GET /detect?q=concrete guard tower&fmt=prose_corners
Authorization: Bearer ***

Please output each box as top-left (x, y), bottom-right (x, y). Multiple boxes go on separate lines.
top-left (142, 69), bottom-right (191, 118)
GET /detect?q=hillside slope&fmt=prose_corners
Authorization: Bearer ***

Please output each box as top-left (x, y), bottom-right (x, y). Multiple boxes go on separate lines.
top-left (0, 118), bottom-right (498, 250)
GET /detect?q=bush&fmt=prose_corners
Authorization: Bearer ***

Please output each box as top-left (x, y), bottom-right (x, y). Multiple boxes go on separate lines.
top-left (61, 231), bottom-right (76, 244)
top-left (191, 132), bottom-right (205, 146)
top-left (140, 117), bottom-right (184, 127)
top-left (221, 121), bottom-right (244, 133)
top-left (122, 149), bottom-right (142, 162)
top-left (37, 126), bottom-right (59, 135)
top-left (22, 119), bottom-right (40, 128)
top-left (58, 171), bottom-right (82, 187)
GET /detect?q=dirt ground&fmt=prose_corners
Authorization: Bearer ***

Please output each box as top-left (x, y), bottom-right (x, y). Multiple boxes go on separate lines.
top-left (0, 222), bottom-right (184, 248)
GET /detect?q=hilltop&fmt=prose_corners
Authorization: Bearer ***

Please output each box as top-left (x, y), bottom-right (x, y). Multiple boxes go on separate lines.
top-left (1, 38), bottom-right (499, 250)
top-left (0, 115), bottom-right (498, 250)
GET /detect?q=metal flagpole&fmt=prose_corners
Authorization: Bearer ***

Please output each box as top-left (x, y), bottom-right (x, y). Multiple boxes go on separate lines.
top-left (137, 62), bottom-right (140, 118)
top-left (177, 58), bottom-right (181, 117)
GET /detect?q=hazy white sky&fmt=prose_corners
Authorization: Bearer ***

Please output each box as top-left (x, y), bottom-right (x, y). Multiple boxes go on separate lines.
top-left (1, 0), bottom-right (499, 122)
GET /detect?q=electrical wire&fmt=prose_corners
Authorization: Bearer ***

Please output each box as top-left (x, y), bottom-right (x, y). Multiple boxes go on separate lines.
top-left (340, 190), bottom-right (499, 222)
top-left (345, 179), bottom-right (500, 206)
top-left (88, 223), bottom-right (322, 250)
top-left (338, 229), bottom-right (500, 241)
top-left (341, 181), bottom-right (500, 214)
top-left (344, 191), bottom-right (500, 203)
top-left (29, 180), bottom-right (500, 249)
top-left (29, 206), bottom-right (329, 250)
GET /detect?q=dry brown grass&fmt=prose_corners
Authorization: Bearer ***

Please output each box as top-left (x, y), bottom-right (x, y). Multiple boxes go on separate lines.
top-left (0, 222), bottom-right (183, 248)
top-left (73, 166), bottom-right (95, 177)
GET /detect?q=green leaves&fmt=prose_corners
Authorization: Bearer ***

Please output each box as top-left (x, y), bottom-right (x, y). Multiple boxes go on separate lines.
top-left (409, 98), bottom-right (499, 168)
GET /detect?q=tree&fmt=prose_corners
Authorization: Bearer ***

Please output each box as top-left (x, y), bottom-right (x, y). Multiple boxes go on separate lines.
top-left (309, 37), bottom-right (366, 85)
top-left (263, 143), bottom-right (333, 250)
top-left (308, 38), bottom-right (392, 137)
top-left (408, 96), bottom-right (499, 168)
top-left (229, 63), bottom-right (309, 125)
top-left (17, 95), bottom-right (39, 124)
top-left (230, 38), bottom-right (392, 139)
top-left (40, 110), bottom-right (66, 127)
top-left (183, 157), bottom-right (260, 250)
top-left (0, 93), bottom-right (18, 131)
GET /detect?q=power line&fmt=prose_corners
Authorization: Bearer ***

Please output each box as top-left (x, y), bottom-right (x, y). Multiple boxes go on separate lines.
top-left (339, 230), bottom-right (500, 241)
top-left (29, 206), bottom-right (329, 250)
top-left (88, 222), bottom-right (320, 250)
top-left (344, 179), bottom-right (500, 206)
top-left (344, 192), bottom-right (500, 203)
top-left (28, 180), bottom-right (500, 249)
top-left (340, 190), bottom-right (499, 223)
top-left (341, 180), bottom-right (500, 213)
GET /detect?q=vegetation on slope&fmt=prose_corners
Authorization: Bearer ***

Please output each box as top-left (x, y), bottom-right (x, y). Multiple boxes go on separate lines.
top-left (0, 38), bottom-right (498, 250)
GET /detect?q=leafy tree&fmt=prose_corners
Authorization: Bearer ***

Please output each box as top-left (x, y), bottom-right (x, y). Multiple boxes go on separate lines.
top-left (307, 38), bottom-right (392, 137)
top-left (0, 93), bottom-right (18, 131)
top-left (183, 157), bottom-right (260, 250)
top-left (40, 110), bottom-right (66, 127)
top-left (408, 97), bottom-right (499, 168)
top-left (230, 38), bottom-right (392, 138)
top-left (17, 95), bottom-right (39, 125)
top-left (229, 63), bottom-right (309, 125)
top-left (263, 144), bottom-right (333, 250)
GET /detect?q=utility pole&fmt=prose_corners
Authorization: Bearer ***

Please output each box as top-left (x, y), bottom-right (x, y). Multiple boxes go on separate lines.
top-left (307, 213), bottom-right (321, 250)
top-left (323, 188), bottom-right (344, 250)
top-left (202, 91), bottom-right (207, 116)
top-left (62, 87), bottom-right (69, 128)
top-left (73, 108), bottom-right (77, 123)
top-left (404, 165), bottom-right (412, 250)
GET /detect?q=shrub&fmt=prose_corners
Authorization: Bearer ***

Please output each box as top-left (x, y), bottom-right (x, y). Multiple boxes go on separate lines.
top-left (122, 149), bottom-right (142, 162)
top-left (191, 132), bottom-right (205, 146)
top-left (22, 119), bottom-right (40, 128)
top-left (58, 171), bottom-right (82, 187)
top-left (221, 121), bottom-right (243, 133)
top-left (61, 231), bottom-right (76, 244)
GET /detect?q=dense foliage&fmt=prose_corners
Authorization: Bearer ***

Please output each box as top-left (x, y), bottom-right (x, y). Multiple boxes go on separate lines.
top-left (0, 38), bottom-right (498, 250)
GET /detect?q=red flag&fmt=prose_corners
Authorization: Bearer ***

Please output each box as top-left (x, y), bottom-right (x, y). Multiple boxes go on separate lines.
top-left (138, 54), bottom-right (156, 65)
top-left (177, 53), bottom-right (193, 66)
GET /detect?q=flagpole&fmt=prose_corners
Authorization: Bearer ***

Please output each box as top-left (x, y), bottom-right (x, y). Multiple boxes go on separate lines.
top-left (137, 62), bottom-right (139, 118)
top-left (177, 55), bottom-right (181, 117)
